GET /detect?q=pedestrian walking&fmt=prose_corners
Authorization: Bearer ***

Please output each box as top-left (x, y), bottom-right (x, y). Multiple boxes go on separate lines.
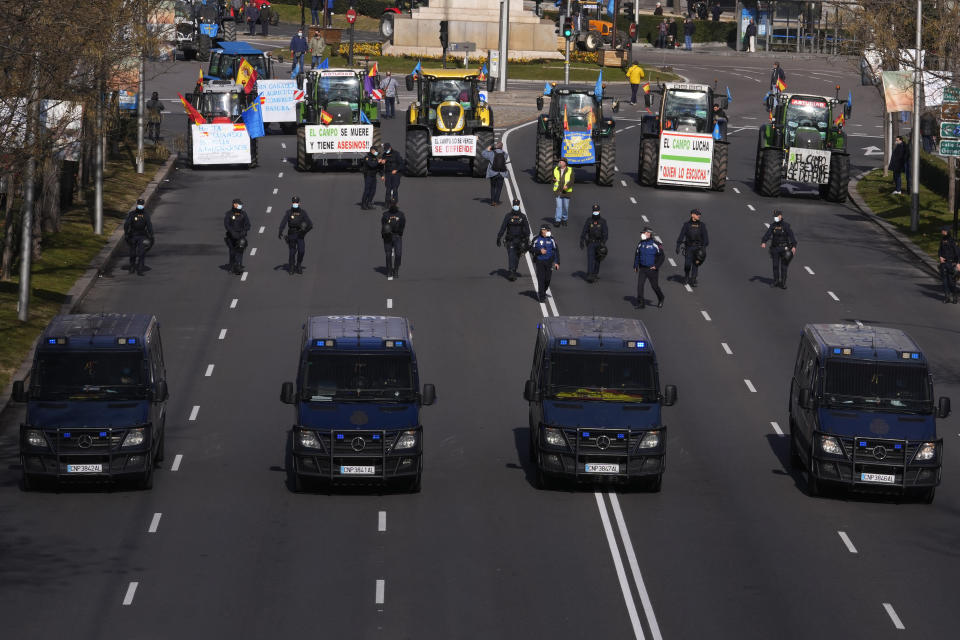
top-left (683, 17), bottom-right (695, 51)
top-left (380, 142), bottom-right (404, 204)
top-left (496, 198), bottom-right (531, 281)
top-left (145, 91), bottom-right (165, 143)
top-left (939, 226), bottom-right (960, 303)
top-left (224, 198), bottom-right (250, 275)
top-left (676, 208), bottom-right (708, 287)
top-left (633, 227), bottom-right (665, 308)
top-left (123, 199), bottom-right (154, 276)
top-left (770, 61), bottom-right (786, 92)
top-left (530, 224), bottom-right (559, 303)
top-left (625, 62), bottom-right (645, 105)
top-left (278, 196), bottom-right (313, 275)
top-left (380, 71), bottom-right (399, 118)
top-left (711, 1), bottom-right (721, 21)
top-left (360, 144), bottom-right (382, 209)
top-left (579, 204), bottom-right (608, 283)
top-left (258, 1), bottom-right (271, 36)
top-left (743, 19), bottom-right (757, 53)
top-left (245, 1), bottom-right (259, 35)
top-left (309, 27), bottom-right (326, 69)
top-left (920, 110), bottom-right (938, 154)
top-left (325, 0), bottom-right (334, 27)
top-left (309, 0), bottom-right (320, 25)
top-left (889, 135), bottom-right (908, 195)
top-left (482, 142), bottom-right (509, 206)
top-left (552, 158), bottom-right (573, 226)
top-left (760, 209), bottom-right (797, 289)
top-left (290, 28), bottom-right (308, 72)
top-left (657, 19), bottom-right (668, 49)
top-left (381, 200), bottom-right (406, 278)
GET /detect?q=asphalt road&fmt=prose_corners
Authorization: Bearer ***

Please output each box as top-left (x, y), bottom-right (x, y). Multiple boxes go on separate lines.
top-left (1, 52), bottom-right (957, 639)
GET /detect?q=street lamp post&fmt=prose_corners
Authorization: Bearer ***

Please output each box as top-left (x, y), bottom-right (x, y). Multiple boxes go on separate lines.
top-left (910, 0), bottom-right (921, 232)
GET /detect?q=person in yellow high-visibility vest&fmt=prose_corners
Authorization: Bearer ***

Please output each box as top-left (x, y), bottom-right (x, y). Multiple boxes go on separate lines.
top-left (625, 62), bottom-right (645, 105)
top-left (553, 159), bottom-right (574, 226)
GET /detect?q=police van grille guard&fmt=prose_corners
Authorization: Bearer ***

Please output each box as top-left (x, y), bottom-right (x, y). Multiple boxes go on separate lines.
top-left (812, 430), bottom-right (942, 488)
top-left (21, 424), bottom-right (151, 478)
top-left (555, 427), bottom-right (664, 478)
top-left (297, 428), bottom-right (422, 479)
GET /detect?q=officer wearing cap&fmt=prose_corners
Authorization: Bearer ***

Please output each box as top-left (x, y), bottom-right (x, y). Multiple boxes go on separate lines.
top-left (380, 142), bottom-right (404, 206)
top-left (496, 198), bottom-right (531, 281)
top-left (676, 208), bottom-right (708, 287)
top-left (278, 196), bottom-right (313, 274)
top-left (530, 224), bottom-right (560, 303)
top-left (760, 208), bottom-right (796, 289)
top-left (938, 226), bottom-right (959, 303)
top-left (381, 199), bottom-right (406, 278)
top-left (360, 144), bottom-right (382, 210)
top-left (579, 204), bottom-right (608, 283)
top-left (123, 198), bottom-right (154, 276)
top-left (633, 227), bottom-right (664, 308)
top-left (224, 198), bottom-right (250, 275)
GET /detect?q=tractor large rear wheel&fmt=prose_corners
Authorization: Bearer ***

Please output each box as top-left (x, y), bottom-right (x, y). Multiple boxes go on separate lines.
top-left (582, 31), bottom-right (601, 52)
top-left (757, 149), bottom-right (783, 197)
top-left (405, 129), bottom-right (429, 177)
top-left (638, 138), bottom-right (658, 186)
top-left (710, 142), bottom-right (728, 191)
top-left (222, 20), bottom-right (236, 42)
top-left (819, 153), bottom-right (849, 202)
top-left (197, 35), bottom-right (211, 62)
top-left (595, 137), bottom-right (616, 186)
top-left (296, 127), bottom-right (311, 171)
top-left (474, 130), bottom-right (494, 178)
top-left (535, 133), bottom-right (555, 183)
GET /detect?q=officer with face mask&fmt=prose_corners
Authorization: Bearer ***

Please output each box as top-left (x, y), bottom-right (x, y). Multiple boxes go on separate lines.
top-left (496, 198), bottom-right (531, 281)
top-left (760, 208), bottom-right (797, 289)
top-left (530, 224), bottom-right (559, 303)
top-left (633, 227), bottom-right (664, 308)
top-left (676, 208), bottom-right (708, 287)
top-left (224, 198), bottom-right (250, 275)
top-left (579, 204), bottom-right (608, 283)
top-left (380, 142), bottom-right (404, 206)
top-left (278, 196), bottom-right (313, 274)
top-left (123, 198), bottom-right (154, 275)
top-left (381, 199), bottom-right (406, 278)
top-left (360, 144), bottom-right (382, 210)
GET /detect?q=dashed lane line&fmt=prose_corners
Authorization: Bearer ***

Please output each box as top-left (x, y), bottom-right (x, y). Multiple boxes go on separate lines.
top-left (620, 180), bottom-right (628, 187)
top-left (278, 172), bottom-right (283, 178)
top-left (804, 266), bottom-right (814, 275)
top-left (188, 405), bottom-right (199, 421)
top-left (148, 513), bottom-right (162, 533)
top-left (684, 284), bottom-right (692, 293)
top-left (732, 187), bottom-right (740, 194)
top-left (230, 298), bottom-right (238, 309)
top-left (378, 511), bottom-right (387, 532)
top-left (630, 196), bottom-right (637, 204)
top-left (272, 188), bottom-right (278, 195)
top-left (259, 226), bottom-right (265, 234)
top-left (667, 258), bottom-right (677, 267)
top-left (122, 582), bottom-right (138, 606)
top-left (387, 298), bottom-right (393, 309)
top-left (171, 454), bottom-right (183, 471)
top-left (281, 142), bottom-right (287, 149)
top-left (641, 215), bottom-right (649, 222)
top-left (744, 379), bottom-right (757, 393)
top-left (747, 204), bottom-right (756, 211)
top-left (828, 291), bottom-right (840, 301)
top-left (241, 271), bottom-right (248, 281)
top-left (375, 579), bottom-right (385, 606)
top-left (249, 247), bottom-right (257, 256)
top-left (721, 342), bottom-right (732, 355)
top-left (701, 310), bottom-right (712, 322)
top-left (204, 364), bottom-right (214, 377)
top-left (218, 329), bottom-right (227, 340)
top-left (838, 531), bottom-right (858, 554)
top-left (883, 603), bottom-right (905, 630)
top-left (770, 421), bottom-right (784, 436)
top-left (266, 206), bottom-right (272, 213)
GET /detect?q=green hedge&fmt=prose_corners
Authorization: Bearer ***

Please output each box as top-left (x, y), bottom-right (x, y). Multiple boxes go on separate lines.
top-left (625, 15), bottom-right (736, 46)
top-left (270, 0), bottom-right (393, 17)
top-left (920, 153), bottom-right (951, 198)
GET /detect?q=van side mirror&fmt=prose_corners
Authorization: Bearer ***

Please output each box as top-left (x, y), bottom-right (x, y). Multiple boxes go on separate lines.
top-left (536, 96), bottom-right (544, 111)
top-left (938, 396), bottom-right (951, 419)
top-left (422, 383), bottom-right (436, 406)
top-left (12, 380), bottom-right (26, 403)
top-left (405, 75), bottom-right (414, 92)
top-left (153, 380), bottom-right (169, 402)
top-left (281, 382), bottom-right (296, 405)
top-left (662, 384), bottom-right (677, 406)
top-left (523, 379), bottom-right (539, 402)
top-left (799, 388), bottom-right (815, 410)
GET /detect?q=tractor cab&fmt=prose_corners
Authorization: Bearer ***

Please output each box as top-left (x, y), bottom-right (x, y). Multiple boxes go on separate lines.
top-left (187, 80), bottom-right (251, 123)
top-left (553, 91), bottom-right (599, 132)
top-left (408, 72), bottom-right (484, 134)
top-left (304, 69), bottom-right (366, 124)
top-left (208, 41), bottom-right (273, 83)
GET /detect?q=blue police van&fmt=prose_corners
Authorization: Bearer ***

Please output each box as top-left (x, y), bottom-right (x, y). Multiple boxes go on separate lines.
top-left (12, 314), bottom-right (169, 490)
top-left (789, 324), bottom-right (949, 503)
top-left (281, 316), bottom-right (436, 492)
top-left (523, 316), bottom-right (677, 490)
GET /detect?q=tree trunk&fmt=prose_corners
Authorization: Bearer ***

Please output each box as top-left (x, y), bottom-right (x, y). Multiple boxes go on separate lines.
top-left (1, 173), bottom-right (19, 281)
top-left (38, 154), bottom-right (62, 234)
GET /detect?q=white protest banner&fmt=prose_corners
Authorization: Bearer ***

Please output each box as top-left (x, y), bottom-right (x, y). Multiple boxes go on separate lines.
top-left (191, 123), bottom-right (251, 164)
top-left (259, 79), bottom-right (299, 123)
top-left (657, 131), bottom-right (713, 187)
top-left (304, 124), bottom-right (373, 154)
top-left (786, 148), bottom-right (831, 184)
top-left (431, 135), bottom-right (477, 157)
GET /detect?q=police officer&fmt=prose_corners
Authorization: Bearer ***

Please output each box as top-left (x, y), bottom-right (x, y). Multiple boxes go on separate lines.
top-left (530, 224), bottom-right (559, 303)
top-left (633, 227), bottom-right (664, 308)
top-left (224, 198), bottom-right (250, 275)
top-left (496, 198), bottom-right (530, 281)
top-left (760, 209), bottom-right (797, 289)
top-left (579, 204), bottom-right (608, 283)
top-left (145, 91), bottom-right (164, 142)
top-left (278, 196), bottom-right (313, 274)
top-left (938, 226), bottom-right (959, 303)
top-left (676, 208), bottom-right (708, 287)
top-left (380, 143), bottom-right (404, 206)
top-left (123, 199), bottom-right (154, 275)
top-left (360, 144), bottom-right (382, 210)
top-left (381, 199), bottom-right (406, 278)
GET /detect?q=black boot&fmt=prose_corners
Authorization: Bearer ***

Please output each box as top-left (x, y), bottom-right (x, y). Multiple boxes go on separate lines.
top-left (636, 298), bottom-right (645, 309)
top-left (689, 277), bottom-right (697, 287)
top-left (682, 272), bottom-right (689, 285)
top-left (657, 297), bottom-right (664, 309)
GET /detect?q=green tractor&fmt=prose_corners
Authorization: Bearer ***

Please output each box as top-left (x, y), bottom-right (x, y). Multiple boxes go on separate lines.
top-left (534, 84), bottom-right (618, 186)
top-left (754, 90), bottom-right (852, 201)
top-left (637, 82), bottom-right (728, 191)
top-left (295, 68), bottom-right (382, 171)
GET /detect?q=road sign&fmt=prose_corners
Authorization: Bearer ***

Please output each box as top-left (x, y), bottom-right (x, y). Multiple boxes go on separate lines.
top-left (448, 41), bottom-right (477, 52)
top-left (940, 121), bottom-right (960, 139)
top-left (940, 139), bottom-right (960, 157)
top-left (629, 23), bottom-right (637, 39)
top-left (944, 86), bottom-right (960, 104)
top-left (346, 8), bottom-right (356, 23)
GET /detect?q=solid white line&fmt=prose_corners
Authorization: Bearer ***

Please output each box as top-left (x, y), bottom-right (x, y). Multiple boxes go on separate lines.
top-left (123, 582), bottom-right (138, 606)
top-left (744, 379), bottom-right (757, 393)
top-left (171, 454), bottom-right (183, 471)
top-left (272, 188), bottom-right (278, 194)
top-left (883, 603), bottom-right (905, 630)
top-left (770, 421), bottom-right (784, 436)
top-left (701, 310), bottom-right (711, 322)
top-left (259, 226), bottom-right (265, 234)
top-left (594, 493), bottom-right (646, 640)
top-left (266, 206), bottom-right (272, 213)
top-left (548, 292), bottom-right (559, 317)
top-left (747, 204), bottom-right (756, 211)
top-left (630, 196), bottom-right (637, 204)
top-left (667, 258), bottom-right (677, 267)
top-left (375, 579), bottom-right (385, 605)
top-left (378, 511), bottom-right (386, 532)
top-left (732, 187), bottom-right (741, 194)
top-left (230, 298), bottom-right (238, 309)
top-left (387, 298), bottom-right (393, 309)
top-left (188, 405), bottom-right (199, 421)
top-left (641, 214), bottom-right (649, 222)
top-left (204, 364), bottom-right (214, 377)
top-left (721, 342), bottom-right (732, 355)
top-left (249, 247), bottom-right (257, 256)
top-left (240, 271), bottom-right (248, 281)
top-left (278, 171), bottom-right (283, 178)
top-left (621, 180), bottom-right (628, 187)
top-left (804, 265), bottom-right (814, 275)
top-left (218, 329), bottom-right (227, 340)
top-left (609, 493), bottom-right (663, 640)
top-left (837, 531), bottom-right (858, 554)
top-left (148, 513), bottom-right (162, 533)
top-left (684, 284), bottom-right (693, 293)
top-left (828, 291), bottom-right (840, 301)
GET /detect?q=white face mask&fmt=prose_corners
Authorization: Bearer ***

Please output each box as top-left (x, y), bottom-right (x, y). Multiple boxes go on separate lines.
top-left (372, 150), bottom-right (378, 156)
top-left (545, 231), bottom-right (552, 237)
top-left (236, 205), bottom-right (242, 210)
top-left (298, 32), bottom-right (303, 37)
top-left (642, 233), bottom-right (651, 241)
top-left (512, 205), bottom-right (520, 212)
top-left (773, 216), bottom-right (781, 223)
top-left (292, 203), bottom-right (299, 209)
top-left (136, 205), bottom-right (144, 210)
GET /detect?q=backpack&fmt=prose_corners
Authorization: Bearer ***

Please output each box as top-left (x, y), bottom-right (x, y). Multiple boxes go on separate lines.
top-left (491, 151), bottom-right (507, 172)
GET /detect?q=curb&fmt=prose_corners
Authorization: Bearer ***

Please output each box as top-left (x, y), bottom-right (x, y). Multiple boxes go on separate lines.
top-left (0, 153), bottom-right (179, 415)
top-left (847, 171), bottom-right (940, 277)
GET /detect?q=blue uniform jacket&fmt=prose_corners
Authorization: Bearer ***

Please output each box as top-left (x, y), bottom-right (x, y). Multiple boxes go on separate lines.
top-left (531, 235), bottom-right (559, 263)
top-left (634, 238), bottom-right (665, 269)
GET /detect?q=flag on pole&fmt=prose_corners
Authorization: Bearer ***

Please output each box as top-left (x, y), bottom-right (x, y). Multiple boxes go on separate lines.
top-left (712, 123), bottom-right (721, 140)
top-left (847, 90), bottom-right (853, 109)
top-left (479, 63), bottom-right (487, 81)
top-left (411, 60), bottom-right (421, 77)
top-left (363, 73), bottom-right (374, 95)
top-left (544, 81), bottom-right (552, 96)
top-left (241, 98), bottom-right (265, 138)
top-left (290, 61), bottom-right (300, 79)
top-left (369, 62), bottom-right (378, 77)
top-left (642, 82), bottom-right (650, 94)
top-left (595, 70), bottom-right (603, 99)
top-left (726, 86), bottom-right (733, 103)
top-left (563, 105), bottom-right (569, 131)
top-left (319, 58), bottom-right (329, 70)
top-left (359, 110), bottom-right (371, 124)
top-left (236, 58), bottom-right (255, 88)
top-left (198, 67), bottom-right (204, 86)
top-left (320, 109), bottom-right (333, 125)
top-left (606, 0), bottom-right (615, 16)
top-left (776, 78), bottom-right (787, 92)
top-left (833, 112), bottom-right (845, 127)
top-left (178, 93), bottom-right (206, 125)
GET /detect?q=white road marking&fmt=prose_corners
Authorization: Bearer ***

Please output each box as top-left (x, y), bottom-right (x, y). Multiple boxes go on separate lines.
top-left (616, 128), bottom-right (624, 133)
top-left (684, 284), bottom-right (693, 293)
top-left (375, 579), bottom-right (385, 605)
top-left (281, 142), bottom-right (287, 149)
top-left (148, 513), bottom-right (162, 533)
top-left (547, 292), bottom-right (559, 317)
top-left (744, 379), bottom-right (757, 393)
top-left (378, 511), bottom-right (387, 532)
top-left (189, 406), bottom-right (199, 421)
top-left (259, 226), bottom-right (265, 234)
top-left (828, 291), bottom-right (840, 301)
top-left (218, 328), bottom-right (227, 340)
top-left (701, 310), bottom-right (711, 322)
top-left (240, 271), bottom-right (248, 281)
top-left (630, 196), bottom-right (637, 204)
top-left (667, 258), bottom-right (677, 267)
top-left (266, 206), bottom-right (272, 213)
top-left (594, 493), bottom-right (645, 640)
top-left (721, 342), bottom-right (732, 355)
top-left (230, 298), bottom-right (238, 308)
top-left (387, 298), bottom-right (393, 309)
top-left (272, 188), bottom-right (278, 195)
top-left (764, 222), bottom-right (770, 228)
top-left (838, 531), bottom-right (858, 554)
top-left (171, 454), bottom-right (183, 471)
top-left (654, 235), bottom-right (662, 244)
top-left (747, 204), bottom-right (756, 211)
top-left (743, 116), bottom-right (758, 120)
top-left (854, 320), bottom-right (864, 328)
top-left (770, 421), bottom-right (784, 436)
top-left (204, 364), bottom-right (214, 377)
top-left (281, 157), bottom-right (287, 163)
top-left (641, 214), bottom-right (649, 222)
top-left (883, 603), bottom-right (905, 630)
top-left (732, 187), bottom-right (740, 194)
top-left (804, 266), bottom-right (814, 275)
top-left (122, 582), bottom-right (138, 606)
top-left (609, 493), bottom-right (664, 640)
top-left (278, 172), bottom-right (283, 178)
top-left (621, 180), bottom-right (628, 187)
top-left (615, 165), bottom-right (620, 171)
top-left (249, 247), bottom-right (257, 256)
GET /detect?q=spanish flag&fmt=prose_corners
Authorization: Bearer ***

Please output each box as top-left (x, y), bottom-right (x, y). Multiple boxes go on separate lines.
top-left (198, 66), bottom-right (203, 86)
top-left (834, 112), bottom-right (845, 127)
top-left (563, 105), bottom-right (569, 131)
top-left (320, 109), bottom-right (333, 125)
top-left (776, 78), bottom-right (787, 92)
top-left (368, 62), bottom-right (378, 77)
top-left (642, 82), bottom-right (650, 94)
top-left (178, 92), bottom-right (206, 125)
top-left (237, 58), bottom-right (257, 93)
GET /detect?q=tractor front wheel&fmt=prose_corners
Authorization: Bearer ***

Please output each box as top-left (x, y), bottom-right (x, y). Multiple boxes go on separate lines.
top-left (710, 143), bottom-right (728, 191)
top-left (222, 20), bottom-right (237, 42)
top-left (474, 130), bottom-right (494, 178)
top-left (535, 133), bottom-right (555, 183)
top-left (296, 127), bottom-right (311, 171)
top-left (819, 153), bottom-right (849, 202)
top-left (405, 129), bottom-right (429, 177)
top-left (596, 137), bottom-right (616, 186)
top-left (197, 35), bottom-right (211, 62)
top-left (638, 138), bottom-right (658, 186)
top-left (757, 149), bottom-right (783, 197)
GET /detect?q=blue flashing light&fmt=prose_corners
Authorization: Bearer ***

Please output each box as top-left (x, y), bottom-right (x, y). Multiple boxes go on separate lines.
top-left (64, 432), bottom-right (71, 438)
top-left (395, 340), bottom-right (405, 347)
top-left (911, 353), bottom-right (919, 359)
top-left (833, 347), bottom-right (842, 354)
top-left (128, 338), bottom-right (136, 344)
top-left (582, 431), bottom-right (590, 438)
top-left (617, 433), bottom-right (625, 439)
top-left (859, 441), bottom-right (867, 447)
top-left (99, 432), bottom-right (107, 437)
top-left (560, 339), bottom-right (569, 345)
top-left (894, 444), bottom-right (903, 450)
top-left (315, 340), bottom-right (326, 347)
top-left (373, 434), bottom-right (380, 440)
top-left (336, 433), bottom-right (344, 440)
top-left (637, 341), bottom-right (646, 349)
top-left (48, 339), bottom-right (56, 344)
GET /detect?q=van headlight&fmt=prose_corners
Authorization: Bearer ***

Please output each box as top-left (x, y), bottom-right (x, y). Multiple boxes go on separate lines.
top-left (819, 435), bottom-right (842, 455)
top-left (543, 427), bottom-right (565, 447)
top-left (914, 442), bottom-right (937, 461)
top-left (638, 430), bottom-right (661, 449)
top-left (122, 428), bottom-right (145, 448)
top-left (394, 430), bottom-right (418, 450)
top-left (25, 429), bottom-right (46, 448)
top-left (297, 429), bottom-right (321, 449)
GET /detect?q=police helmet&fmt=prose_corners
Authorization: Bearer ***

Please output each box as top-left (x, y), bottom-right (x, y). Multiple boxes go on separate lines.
top-left (141, 237), bottom-right (153, 251)
top-left (693, 246), bottom-right (707, 265)
top-left (592, 204), bottom-right (600, 215)
top-left (291, 195), bottom-right (301, 203)
top-left (232, 198), bottom-right (242, 206)
top-left (512, 198), bottom-right (520, 206)
top-left (595, 244), bottom-right (609, 261)
top-left (136, 198), bottom-right (145, 205)
top-left (237, 237), bottom-right (248, 250)
top-left (383, 142), bottom-right (393, 154)
top-left (781, 245), bottom-right (794, 263)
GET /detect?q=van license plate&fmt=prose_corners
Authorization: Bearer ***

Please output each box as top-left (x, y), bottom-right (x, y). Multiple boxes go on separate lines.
top-left (861, 472), bottom-right (895, 484)
top-left (585, 463), bottom-right (620, 474)
top-left (340, 465), bottom-right (376, 475)
top-left (67, 464), bottom-right (102, 473)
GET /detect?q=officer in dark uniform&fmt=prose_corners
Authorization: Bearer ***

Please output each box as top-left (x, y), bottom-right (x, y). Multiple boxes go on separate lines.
top-left (278, 196), bottom-right (313, 274)
top-left (224, 198), bottom-right (250, 275)
top-left (360, 144), bottom-right (382, 210)
top-left (381, 199), bottom-right (406, 278)
top-left (530, 224), bottom-right (559, 303)
top-left (676, 208), bottom-right (708, 286)
top-left (938, 226), bottom-right (959, 303)
top-left (380, 142), bottom-right (404, 206)
top-left (633, 227), bottom-right (664, 308)
top-left (760, 209), bottom-right (797, 289)
top-left (496, 198), bottom-right (531, 281)
top-left (579, 204), bottom-right (608, 283)
top-left (123, 198), bottom-right (154, 275)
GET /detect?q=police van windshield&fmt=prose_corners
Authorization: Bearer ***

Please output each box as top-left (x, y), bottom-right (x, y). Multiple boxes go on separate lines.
top-left (34, 351), bottom-right (145, 399)
top-left (823, 360), bottom-right (931, 411)
top-left (548, 353), bottom-right (657, 402)
top-left (199, 92), bottom-right (240, 118)
top-left (663, 90), bottom-right (709, 132)
top-left (317, 77), bottom-right (361, 104)
top-left (304, 353), bottom-right (414, 401)
top-left (558, 93), bottom-right (597, 131)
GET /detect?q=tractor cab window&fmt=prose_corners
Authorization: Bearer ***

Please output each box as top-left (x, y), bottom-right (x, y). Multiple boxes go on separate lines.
top-left (558, 93), bottom-right (597, 131)
top-left (785, 97), bottom-right (829, 145)
top-left (199, 92), bottom-right (240, 118)
top-left (662, 90), bottom-right (709, 133)
top-left (316, 76), bottom-right (361, 106)
top-left (429, 80), bottom-right (472, 107)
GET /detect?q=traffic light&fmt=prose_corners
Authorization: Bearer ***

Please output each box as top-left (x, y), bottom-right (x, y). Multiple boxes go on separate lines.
top-left (439, 20), bottom-right (449, 49)
top-left (562, 17), bottom-right (573, 39)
